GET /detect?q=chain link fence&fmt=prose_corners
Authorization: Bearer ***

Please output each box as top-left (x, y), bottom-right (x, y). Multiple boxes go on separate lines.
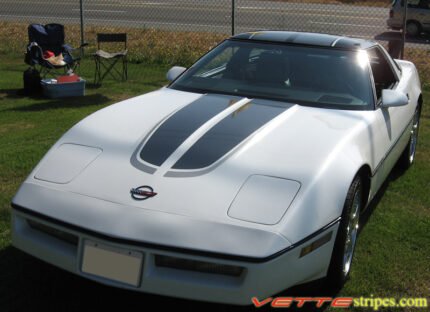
top-left (235, 1), bottom-right (390, 38)
top-left (1, 0), bottom-right (429, 82)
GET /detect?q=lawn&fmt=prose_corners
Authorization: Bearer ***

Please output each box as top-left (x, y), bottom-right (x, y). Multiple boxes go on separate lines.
top-left (0, 53), bottom-right (429, 312)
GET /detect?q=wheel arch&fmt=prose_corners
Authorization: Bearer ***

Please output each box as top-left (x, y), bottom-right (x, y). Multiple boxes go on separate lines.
top-left (407, 19), bottom-right (422, 25)
top-left (356, 164), bottom-right (372, 210)
top-left (407, 19), bottom-right (422, 31)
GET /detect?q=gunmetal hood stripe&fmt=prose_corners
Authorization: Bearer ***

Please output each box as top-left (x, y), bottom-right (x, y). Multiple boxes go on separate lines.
top-left (139, 94), bottom-right (241, 166)
top-left (172, 100), bottom-right (287, 170)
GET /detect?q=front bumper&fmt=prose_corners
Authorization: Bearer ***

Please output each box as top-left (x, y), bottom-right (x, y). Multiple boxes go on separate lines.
top-left (12, 207), bottom-right (338, 305)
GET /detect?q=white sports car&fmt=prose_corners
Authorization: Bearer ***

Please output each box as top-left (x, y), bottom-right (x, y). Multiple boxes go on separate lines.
top-left (11, 31), bottom-right (422, 305)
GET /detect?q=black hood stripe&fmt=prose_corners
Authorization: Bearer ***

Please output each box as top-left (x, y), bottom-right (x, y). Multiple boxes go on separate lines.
top-left (139, 94), bottom-right (241, 167)
top-left (172, 100), bottom-right (287, 170)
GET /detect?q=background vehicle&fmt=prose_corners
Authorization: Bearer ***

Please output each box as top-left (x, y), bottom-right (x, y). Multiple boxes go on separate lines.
top-left (387, 0), bottom-right (430, 36)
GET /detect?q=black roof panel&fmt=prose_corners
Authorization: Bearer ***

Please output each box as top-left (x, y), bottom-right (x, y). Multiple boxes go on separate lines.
top-left (232, 31), bottom-right (376, 50)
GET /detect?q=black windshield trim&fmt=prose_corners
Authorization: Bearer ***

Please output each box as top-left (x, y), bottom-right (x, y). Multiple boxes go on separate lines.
top-left (171, 85), bottom-right (374, 111)
top-left (228, 37), bottom-right (365, 51)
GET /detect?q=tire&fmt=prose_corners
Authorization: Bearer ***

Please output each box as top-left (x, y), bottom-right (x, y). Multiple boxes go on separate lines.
top-left (326, 175), bottom-right (363, 289)
top-left (398, 105), bottom-right (421, 170)
top-left (406, 21), bottom-right (421, 37)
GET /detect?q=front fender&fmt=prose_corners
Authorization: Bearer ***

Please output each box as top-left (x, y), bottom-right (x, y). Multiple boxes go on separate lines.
top-left (278, 143), bottom-right (367, 244)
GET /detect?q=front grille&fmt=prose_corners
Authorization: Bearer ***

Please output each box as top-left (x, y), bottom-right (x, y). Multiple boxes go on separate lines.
top-left (27, 219), bottom-right (79, 246)
top-left (155, 254), bottom-right (244, 277)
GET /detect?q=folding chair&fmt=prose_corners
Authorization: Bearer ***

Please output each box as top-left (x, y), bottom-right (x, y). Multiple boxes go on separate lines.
top-left (93, 33), bottom-right (128, 85)
top-left (25, 23), bottom-right (86, 78)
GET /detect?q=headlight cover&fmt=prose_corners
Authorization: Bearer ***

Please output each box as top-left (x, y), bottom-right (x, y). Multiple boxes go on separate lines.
top-left (228, 175), bottom-right (300, 225)
top-left (35, 144), bottom-right (102, 184)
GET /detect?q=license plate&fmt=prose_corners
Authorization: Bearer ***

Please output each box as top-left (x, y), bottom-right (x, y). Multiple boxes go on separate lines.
top-left (81, 240), bottom-right (143, 287)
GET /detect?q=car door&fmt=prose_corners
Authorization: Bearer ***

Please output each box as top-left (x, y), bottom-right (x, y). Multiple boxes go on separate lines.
top-left (417, 0), bottom-right (430, 31)
top-left (407, 0), bottom-right (430, 29)
top-left (367, 46), bottom-right (412, 193)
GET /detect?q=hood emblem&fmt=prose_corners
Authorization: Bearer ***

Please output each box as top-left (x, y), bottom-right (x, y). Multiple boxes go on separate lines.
top-left (130, 186), bottom-right (157, 201)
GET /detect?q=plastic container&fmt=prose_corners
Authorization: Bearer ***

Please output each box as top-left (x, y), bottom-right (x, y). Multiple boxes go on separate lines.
top-left (41, 78), bottom-right (85, 98)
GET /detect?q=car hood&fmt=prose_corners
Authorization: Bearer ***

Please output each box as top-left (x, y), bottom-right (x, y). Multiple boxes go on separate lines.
top-left (13, 88), bottom-right (368, 257)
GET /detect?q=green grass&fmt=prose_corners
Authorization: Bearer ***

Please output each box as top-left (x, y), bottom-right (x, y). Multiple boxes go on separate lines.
top-left (0, 57), bottom-right (169, 211)
top-left (0, 54), bottom-right (429, 312)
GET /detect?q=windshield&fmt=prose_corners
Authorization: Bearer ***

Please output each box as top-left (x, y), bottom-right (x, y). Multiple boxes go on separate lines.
top-left (170, 40), bottom-right (374, 110)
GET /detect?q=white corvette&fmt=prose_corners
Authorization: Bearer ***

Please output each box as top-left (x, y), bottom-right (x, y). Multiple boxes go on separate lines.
top-left (11, 31), bottom-right (422, 305)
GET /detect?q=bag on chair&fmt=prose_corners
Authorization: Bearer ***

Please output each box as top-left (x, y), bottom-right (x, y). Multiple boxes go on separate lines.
top-left (23, 67), bottom-right (42, 95)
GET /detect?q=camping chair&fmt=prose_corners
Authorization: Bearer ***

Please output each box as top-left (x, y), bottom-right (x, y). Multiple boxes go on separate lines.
top-left (24, 23), bottom-right (87, 78)
top-left (93, 33), bottom-right (128, 85)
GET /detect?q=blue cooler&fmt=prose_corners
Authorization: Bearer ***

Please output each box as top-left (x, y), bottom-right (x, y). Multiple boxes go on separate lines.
top-left (41, 78), bottom-right (86, 98)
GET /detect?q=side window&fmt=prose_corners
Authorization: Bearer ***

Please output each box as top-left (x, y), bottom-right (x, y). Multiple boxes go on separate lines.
top-left (401, 0), bottom-right (420, 7)
top-left (419, 0), bottom-right (430, 9)
top-left (222, 47), bottom-right (271, 81)
top-left (193, 46), bottom-right (239, 78)
top-left (402, 0), bottom-right (429, 8)
top-left (367, 47), bottom-right (398, 101)
top-left (408, 0), bottom-right (420, 7)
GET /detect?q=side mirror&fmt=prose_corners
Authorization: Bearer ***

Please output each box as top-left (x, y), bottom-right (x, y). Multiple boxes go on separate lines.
top-left (381, 89), bottom-right (409, 108)
top-left (166, 66), bottom-right (186, 82)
